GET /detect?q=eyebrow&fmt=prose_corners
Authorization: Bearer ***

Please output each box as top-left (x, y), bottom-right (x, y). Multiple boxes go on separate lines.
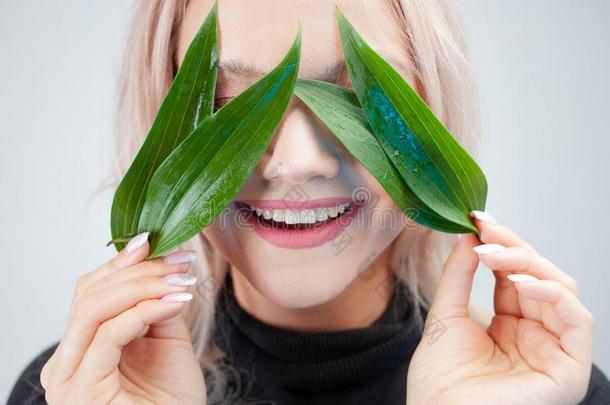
top-left (218, 51), bottom-right (410, 82)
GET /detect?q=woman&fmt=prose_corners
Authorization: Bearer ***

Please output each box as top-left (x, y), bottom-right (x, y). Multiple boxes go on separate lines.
top-left (8, 0), bottom-right (610, 404)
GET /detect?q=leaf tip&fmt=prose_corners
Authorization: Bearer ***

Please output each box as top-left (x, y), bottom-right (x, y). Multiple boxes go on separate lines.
top-left (335, 7), bottom-right (356, 47)
top-left (335, 5), bottom-right (344, 19)
top-left (294, 21), bottom-right (303, 45)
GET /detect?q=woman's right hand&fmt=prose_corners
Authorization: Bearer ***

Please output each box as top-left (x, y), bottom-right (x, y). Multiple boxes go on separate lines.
top-left (40, 232), bottom-right (206, 405)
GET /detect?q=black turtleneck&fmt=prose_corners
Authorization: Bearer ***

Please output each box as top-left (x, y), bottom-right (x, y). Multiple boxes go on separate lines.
top-left (207, 272), bottom-right (422, 404)
top-left (7, 273), bottom-right (610, 405)
top-left (205, 272), bottom-right (610, 405)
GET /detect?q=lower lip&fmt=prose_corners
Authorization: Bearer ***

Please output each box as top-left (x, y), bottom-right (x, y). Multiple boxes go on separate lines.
top-left (235, 202), bottom-right (361, 249)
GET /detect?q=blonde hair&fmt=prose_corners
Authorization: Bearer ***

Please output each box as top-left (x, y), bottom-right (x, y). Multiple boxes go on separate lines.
top-left (111, 0), bottom-right (480, 401)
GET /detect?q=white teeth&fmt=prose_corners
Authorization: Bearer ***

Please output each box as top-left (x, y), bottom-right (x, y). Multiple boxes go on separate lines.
top-left (316, 207), bottom-right (328, 221)
top-left (272, 209), bottom-right (285, 222)
top-left (246, 202), bottom-right (352, 225)
top-left (300, 209), bottom-right (317, 224)
top-left (284, 209), bottom-right (299, 224)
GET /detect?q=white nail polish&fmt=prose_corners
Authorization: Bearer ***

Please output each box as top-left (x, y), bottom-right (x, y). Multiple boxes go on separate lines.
top-left (470, 210), bottom-right (497, 224)
top-left (125, 232), bottom-right (149, 255)
top-left (473, 243), bottom-right (506, 255)
top-left (163, 273), bottom-right (197, 286)
top-left (161, 292), bottom-right (193, 303)
top-left (507, 274), bottom-right (539, 283)
top-left (163, 250), bottom-right (198, 265)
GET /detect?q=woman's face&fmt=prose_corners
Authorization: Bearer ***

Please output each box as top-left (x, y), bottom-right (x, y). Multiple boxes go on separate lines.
top-left (178, 0), bottom-right (418, 309)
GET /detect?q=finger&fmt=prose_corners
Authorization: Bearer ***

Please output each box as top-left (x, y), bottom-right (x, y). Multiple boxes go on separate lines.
top-left (493, 268), bottom-right (522, 317)
top-left (474, 244), bottom-right (578, 295)
top-left (429, 233), bottom-right (480, 319)
top-left (146, 305), bottom-right (192, 341)
top-left (470, 210), bottom-right (536, 252)
top-left (71, 232), bottom-right (150, 303)
top-left (471, 243), bottom-right (522, 317)
top-left (48, 273), bottom-right (196, 386)
top-left (85, 250), bottom-right (197, 296)
top-left (510, 276), bottom-right (594, 365)
top-left (71, 296), bottom-right (192, 386)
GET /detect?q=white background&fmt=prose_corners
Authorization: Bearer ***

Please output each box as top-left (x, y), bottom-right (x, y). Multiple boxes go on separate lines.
top-left (1, 1), bottom-right (609, 401)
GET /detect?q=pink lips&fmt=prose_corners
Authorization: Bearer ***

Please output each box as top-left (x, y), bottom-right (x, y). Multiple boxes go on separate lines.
top-left (235, 197), bottom-right (359, 249)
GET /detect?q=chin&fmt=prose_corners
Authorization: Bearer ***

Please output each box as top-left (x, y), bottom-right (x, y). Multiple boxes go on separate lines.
top-left (236, 257), bottom-right (364, 309)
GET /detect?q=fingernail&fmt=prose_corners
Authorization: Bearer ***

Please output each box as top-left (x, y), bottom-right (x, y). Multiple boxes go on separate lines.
top-left (507, 274), bottom-right (539, 283)
top-left (163, 250), bottom-right (198, 265)
top-left (163, 273), bottom-right (197, 287)
top-left (161, 292), bottom-right (193, 303)
top-left (473, 243), bottom-right (506, 255)
top-left (470, 210), bottom-right (497, 224)
top-left (125, 232), bottom-right (149, 255)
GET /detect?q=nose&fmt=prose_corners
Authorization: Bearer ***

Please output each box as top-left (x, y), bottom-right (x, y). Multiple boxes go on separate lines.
top-left (257, 99), bottom-right (340, 185)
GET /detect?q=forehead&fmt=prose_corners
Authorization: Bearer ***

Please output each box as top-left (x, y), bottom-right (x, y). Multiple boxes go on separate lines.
top-left (177, 0), bottom-right (415, 83)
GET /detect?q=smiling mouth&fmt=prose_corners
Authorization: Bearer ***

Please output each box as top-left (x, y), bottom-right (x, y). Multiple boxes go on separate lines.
top-left (235, 200), bottom-right (353, 230)
top-left (233, 197), bottom-right (363, 249)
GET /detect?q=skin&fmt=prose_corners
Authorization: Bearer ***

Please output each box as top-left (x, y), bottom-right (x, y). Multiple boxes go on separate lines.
top-left (40, 1), bottom-right (594, 404)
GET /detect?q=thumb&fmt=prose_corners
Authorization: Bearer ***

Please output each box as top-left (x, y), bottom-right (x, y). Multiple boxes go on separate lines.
top-left (429, 233), bottom-right (480, 319)
top-left (146, 310), bottom-right (192, 341)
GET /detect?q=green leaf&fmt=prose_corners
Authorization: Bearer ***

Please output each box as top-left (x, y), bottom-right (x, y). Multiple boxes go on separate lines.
top-left (110, 1), bottom-right (219, 251)
top-left (294, 79), bottom-right (471, 233)
top-left (139, 28), bottom-right (302, 258)
top-left (336, 9), bottom-right (487, 233)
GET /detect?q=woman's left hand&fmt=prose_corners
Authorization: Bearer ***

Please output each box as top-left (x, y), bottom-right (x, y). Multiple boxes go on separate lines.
top-left (406, 211), bottom-right (594, 405)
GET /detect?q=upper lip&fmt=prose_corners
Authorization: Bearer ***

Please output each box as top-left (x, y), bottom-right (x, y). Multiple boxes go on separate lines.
top-left (237, 197), bottom-right (352, 210)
